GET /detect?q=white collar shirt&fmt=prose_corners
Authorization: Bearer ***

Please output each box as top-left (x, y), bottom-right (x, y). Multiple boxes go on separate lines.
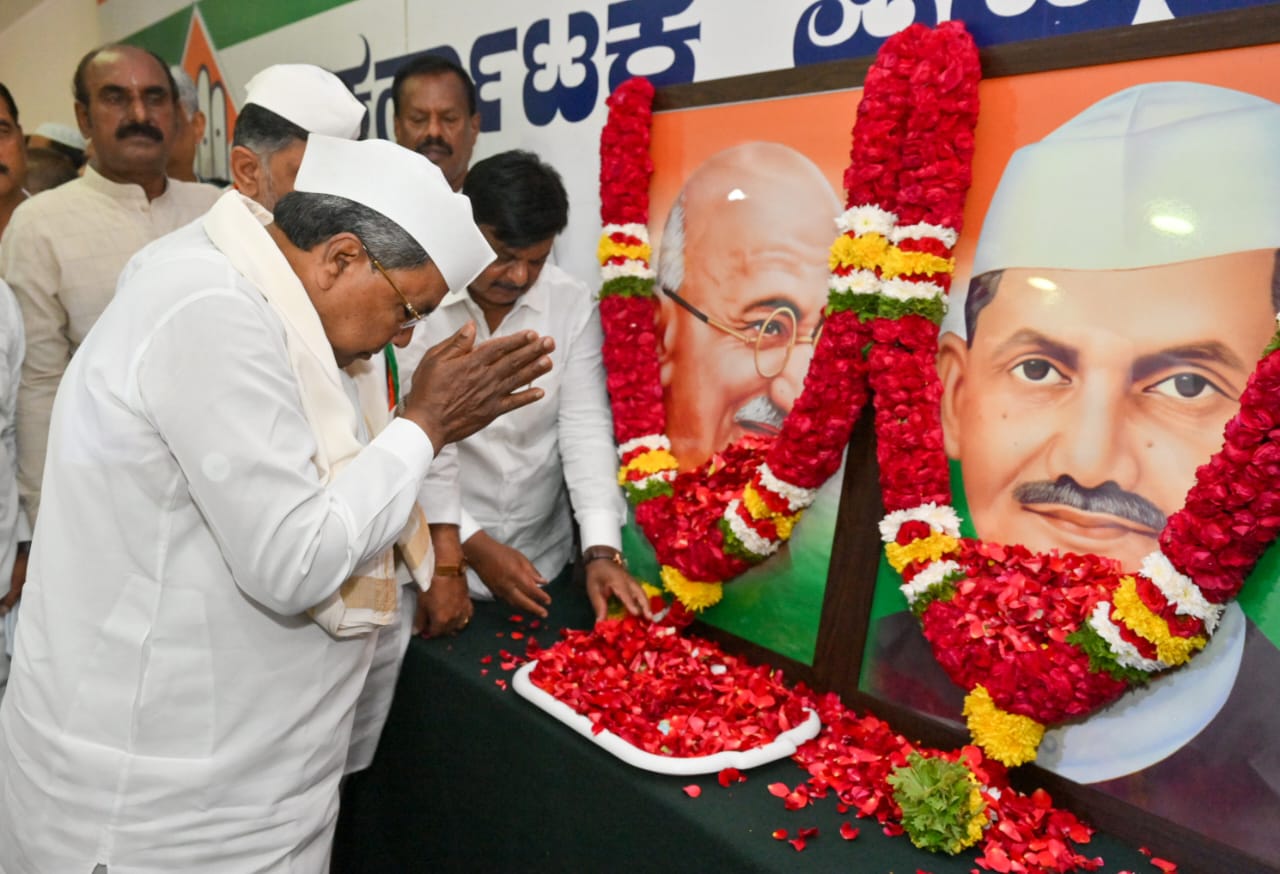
top-left (401, 263), bottom-right (624, 588)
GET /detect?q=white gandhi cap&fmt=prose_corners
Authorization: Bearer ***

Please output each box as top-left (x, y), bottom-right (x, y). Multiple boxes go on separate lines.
top-left (242, 63), bottom-right (366, 140)
top-left (293, 134), bottom-right (494, 294)
top-left (972, 82), bottom-right (1280, 277)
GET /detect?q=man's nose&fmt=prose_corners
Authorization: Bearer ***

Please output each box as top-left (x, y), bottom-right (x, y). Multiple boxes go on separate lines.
top-left (424, 115), bottom-right (446, 139)
top-left (767, 341), bottom-right (815, 414)
top-left (506, 260), bottom-right (528, 287)
top-left (1046, 381), bottom-right (1138, 490)
top-left (391, 327), bottom-right (415, 349)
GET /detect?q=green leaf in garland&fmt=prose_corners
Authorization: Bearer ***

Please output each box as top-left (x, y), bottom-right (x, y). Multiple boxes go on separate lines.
top-left (599, 275), bottom-right (656, 299)
top-left (1067, 624), bottom-right (1155, 686)
top-left (886, 751), bottom-right (988, 855)
top-left (622, 479), bottom-right (673, 505)
top-left (717, 517), bottom-right (768, 563)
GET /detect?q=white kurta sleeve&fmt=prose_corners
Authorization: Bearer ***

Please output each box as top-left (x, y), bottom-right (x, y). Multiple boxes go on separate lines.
top-left (135, 289), bottom-right (436, 616)
top-left (557, 299), bottom-right (625, 551)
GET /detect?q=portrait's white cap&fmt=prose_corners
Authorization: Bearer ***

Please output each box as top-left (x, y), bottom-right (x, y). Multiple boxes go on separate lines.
top-left (293, 134), bottom-right (494, 293)
top-left (972, 82), bottom-right (1280, 276)
top-left (32, 122), bottom-right (86, 151)
top-left (242, 63), bottom-right (366, 140)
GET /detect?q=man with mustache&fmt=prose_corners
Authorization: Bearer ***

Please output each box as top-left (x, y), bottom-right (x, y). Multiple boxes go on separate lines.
top-left (655, 142), bottom-right (839, 472)
top-left (399, 150), bottom-right (650, 624)
top-left (391, 54), bottom-right (479, 192)
top-left (0, 44), bottom-right (220, 532)
top-left (870, 83), bottom-right (1280, 862)
top-left (0, 83), bottom-right (28, 239)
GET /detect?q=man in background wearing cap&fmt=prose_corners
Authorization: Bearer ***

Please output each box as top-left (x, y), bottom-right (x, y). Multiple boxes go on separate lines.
top-left (219, 61), bottom-right (478, 774)
top-left (0, 134), bottom-right (551, 872)
top-left (870, 82), bottom-right (1280, 861)
top-left (0, 83), bottom-right (28, 239)
top-left (230, 62), bottom-right (364, 210)
top-left (0, 44), bottom-right (221, 536)
top-left (26, 120), bottom-right (86, 170)
top-left (400, 150), bottom-right (650, 629)
top-left (392, 54), bottom-right (479, 192)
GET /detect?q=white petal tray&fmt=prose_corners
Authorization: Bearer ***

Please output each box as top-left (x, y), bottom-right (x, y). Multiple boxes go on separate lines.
top-left (512, 660), bottom-right (822, 776)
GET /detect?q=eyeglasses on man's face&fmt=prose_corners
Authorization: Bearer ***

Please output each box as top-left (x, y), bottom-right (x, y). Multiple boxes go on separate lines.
top-left (661, 285), bottom-right (823, 378)
top-left (364, 244), bottom-right (428, 331)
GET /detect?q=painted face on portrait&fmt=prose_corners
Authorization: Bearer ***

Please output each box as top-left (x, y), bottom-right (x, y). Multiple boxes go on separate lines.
top-left (658, 143), bottom-right (839, 472)
top-left (393, 72), bottom-right (479, 192)
top-left (938, 250), bottom-right (1277, 568)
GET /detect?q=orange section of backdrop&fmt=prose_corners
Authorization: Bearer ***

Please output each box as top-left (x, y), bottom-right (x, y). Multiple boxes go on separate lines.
top-left (649, 40), bottom-right (1280, 286)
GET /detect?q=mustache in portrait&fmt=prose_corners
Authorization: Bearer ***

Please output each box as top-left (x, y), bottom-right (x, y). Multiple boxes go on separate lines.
top-left (1013, 475), bottom-right (1167, 532)
top-left (115, 121), bottom-right (164, 142)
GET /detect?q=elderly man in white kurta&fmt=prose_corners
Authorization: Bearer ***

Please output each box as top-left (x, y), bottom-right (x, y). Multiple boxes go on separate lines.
top-left (0, 135), bottom-right (553, 873)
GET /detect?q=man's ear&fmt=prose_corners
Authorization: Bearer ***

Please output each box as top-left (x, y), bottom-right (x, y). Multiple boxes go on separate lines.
top-left (229, 145), bottom-right (262, 198)
top-left (656, 291), bottom-right (678, 389)
top-left (315, 232), bottom-right (365, 291)
top-left (937, 331), bottom-right (968, 460)
top-left (74, 102), bottom-right (91, 141)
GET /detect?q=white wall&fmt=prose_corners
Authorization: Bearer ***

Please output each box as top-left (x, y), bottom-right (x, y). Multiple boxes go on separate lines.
top-left (0, 0), bottom-right (100, 131)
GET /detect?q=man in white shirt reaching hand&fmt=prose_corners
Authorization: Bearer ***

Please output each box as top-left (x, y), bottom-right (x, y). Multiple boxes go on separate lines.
top-left (403, 149), bottom-right (650, 622)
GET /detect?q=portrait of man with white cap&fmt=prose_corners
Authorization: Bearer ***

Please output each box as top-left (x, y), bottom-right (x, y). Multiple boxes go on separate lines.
top-left (0, 135), bottom-right (553, 872)
top-left (868, 81), bottom-right (1280, 864)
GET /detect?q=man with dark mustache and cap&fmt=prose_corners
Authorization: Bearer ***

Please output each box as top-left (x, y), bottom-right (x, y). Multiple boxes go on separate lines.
top-left (391, 54), bottom-right (479, 192)
top-left (0, 83), bottom-right (28, 239)
top-left (0, 44), bottom-right (220, 531)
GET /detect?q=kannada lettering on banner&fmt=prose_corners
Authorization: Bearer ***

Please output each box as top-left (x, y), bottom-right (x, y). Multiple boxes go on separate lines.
top-left (792, 0), bottom-right (1271, 64)
top-left (337, 0), bottom-right (700, 137)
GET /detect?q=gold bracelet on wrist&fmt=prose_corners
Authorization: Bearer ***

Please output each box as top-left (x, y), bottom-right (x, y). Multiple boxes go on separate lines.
top-left (434, 560), bottom-right (468, 577)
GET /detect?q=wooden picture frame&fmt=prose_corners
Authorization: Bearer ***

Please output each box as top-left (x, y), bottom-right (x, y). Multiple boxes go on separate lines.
top-left (659, 7), bottom-right (1280, 873)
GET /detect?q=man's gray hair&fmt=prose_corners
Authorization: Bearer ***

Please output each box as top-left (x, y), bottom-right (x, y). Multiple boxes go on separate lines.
top-left (272, 192), bottom-right (429, 270)
top-left (170, 65), bottom-right (198, 119)
top-left (656, 191), bottom-right (686, 292)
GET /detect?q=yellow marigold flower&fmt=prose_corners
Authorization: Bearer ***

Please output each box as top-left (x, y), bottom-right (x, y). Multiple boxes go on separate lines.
top-left (1111, 576), bottom-right (1207, 666)
top-left (742, 482), bottom-right (772, 520)
top-left (640, 582), bottom-right (663, 599)
top-left (617, 449), bottom-right (679, 484)
top-left (773, 510), bottom-right (803, 541)
top-left (963, 685), bottom-right (1045, 767)
top-left (597, 235), bottom-right (651, 265)
top-left (660, 565), bottom-right (723, 612)
top-left (829, 232), bottom-right (889, 271)
top-left (880, 247), bottom-right (956, 280)
top-left (885, 533), bottom-right (959, 573)
top-left (964, 783), bottom-right (988, 848)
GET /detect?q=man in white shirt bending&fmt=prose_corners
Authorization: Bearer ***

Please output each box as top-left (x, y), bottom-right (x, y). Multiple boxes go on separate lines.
top-left (0, 135), bottom-right (552, 873)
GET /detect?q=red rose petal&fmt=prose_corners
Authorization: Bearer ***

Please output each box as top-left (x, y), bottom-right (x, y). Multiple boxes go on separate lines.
top-left (839, 822), bottom-right (859, 840)
top-left (717, 767), bottom-right (744, 787)
top-left (798, 826), bottom-right (819, 839)
top-left (682, 784), bottom-right (701, 798)
top-left (1151, 859), bottom-right (1178, 873)
top-left (767, 782), bottom-right (790, 798)
top-left (771, 829), bottom-right (788, 841)
top-left (788, 837), bottom-right (806, 852)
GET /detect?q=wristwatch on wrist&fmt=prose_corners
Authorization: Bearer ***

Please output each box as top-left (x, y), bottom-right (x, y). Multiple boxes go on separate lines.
top-left (582, 545), bottom-right (626, 568)
top-left (434, 559), bottom-right (468, 577)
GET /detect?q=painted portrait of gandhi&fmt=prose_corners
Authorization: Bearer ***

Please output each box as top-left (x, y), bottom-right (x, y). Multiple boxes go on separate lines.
top-left (655, 142), bottom-right (840, 471)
